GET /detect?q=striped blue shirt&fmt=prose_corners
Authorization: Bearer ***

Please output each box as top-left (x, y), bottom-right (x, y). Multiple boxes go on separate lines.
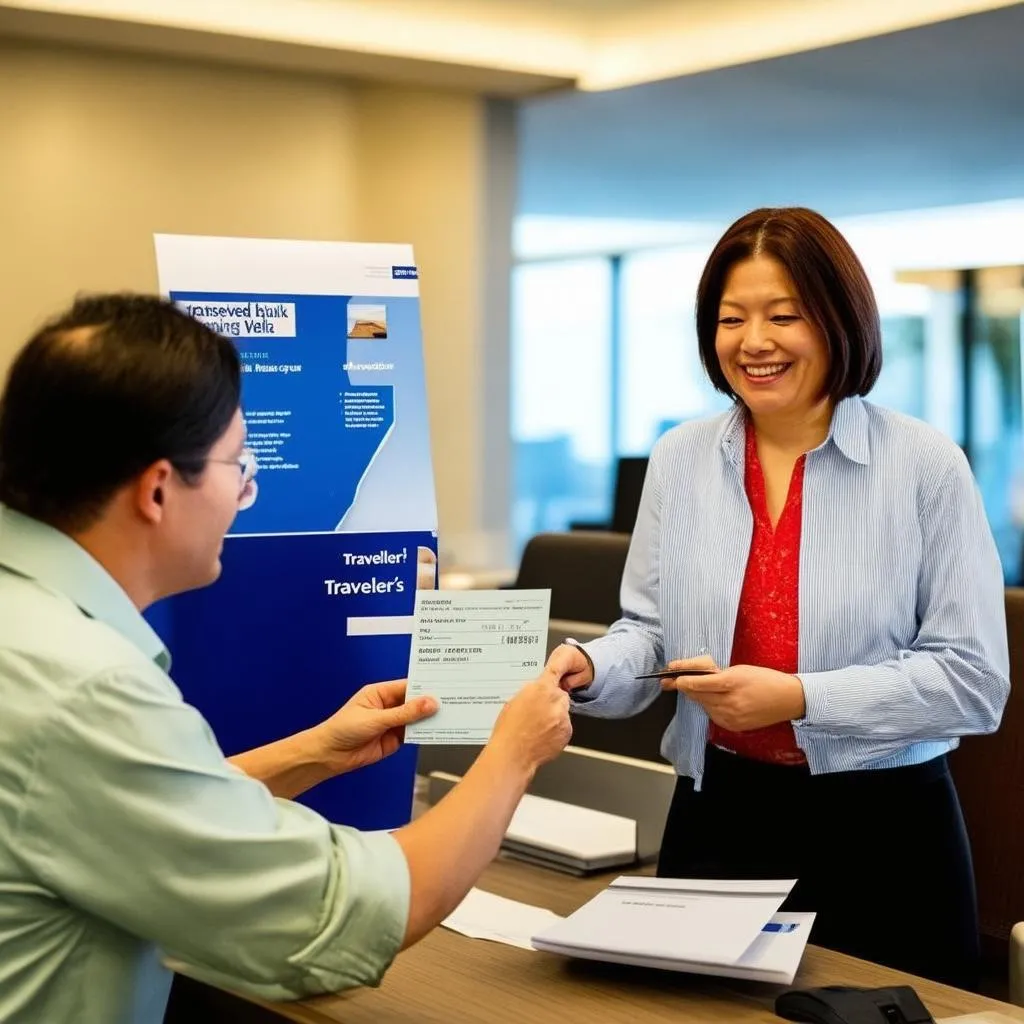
top-left (575, 397), bottom-right (1010, 785)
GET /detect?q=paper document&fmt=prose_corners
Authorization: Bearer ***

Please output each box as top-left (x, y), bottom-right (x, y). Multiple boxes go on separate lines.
top-left (534, 911), bottom-right (814, 984)
top-left (532, 876), bottom-right (795, 968)
top-left (726, 912), bottom-right (816, 983)
top-left (442, 888), bottom-right (563, 951)
top-left (405, 589), bottom-right (551, 744)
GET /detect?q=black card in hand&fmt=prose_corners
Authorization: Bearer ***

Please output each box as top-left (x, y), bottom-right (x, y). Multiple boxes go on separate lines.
top-left (634, 667), bottom-right (716, 681)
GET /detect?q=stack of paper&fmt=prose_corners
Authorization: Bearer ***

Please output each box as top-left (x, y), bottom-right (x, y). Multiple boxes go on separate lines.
top-left (501, 793), bottom-right (638, 875)
top-left (531, 876), bottom-right (815, 984)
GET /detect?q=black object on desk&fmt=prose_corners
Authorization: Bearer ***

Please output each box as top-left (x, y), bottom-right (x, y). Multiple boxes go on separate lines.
top-left (775, 985), bottom-right (935, 1024)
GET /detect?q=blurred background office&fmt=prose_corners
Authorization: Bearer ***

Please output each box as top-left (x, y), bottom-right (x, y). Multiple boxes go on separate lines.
top-left (0, 0), bottom-right (1022, 582)
top-left (509, 7), bottom-right (1024, 584)
top-left (3, 0), bottom-right (1024, 1007)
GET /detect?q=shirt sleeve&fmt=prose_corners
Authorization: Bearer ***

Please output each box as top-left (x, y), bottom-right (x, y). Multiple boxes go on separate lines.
top-left (795, 449), bottom-right (1010, 746)
top-left (11, 665), bottom-right (410, 1001)
top-left (572, 443), bottom-right (666, 719)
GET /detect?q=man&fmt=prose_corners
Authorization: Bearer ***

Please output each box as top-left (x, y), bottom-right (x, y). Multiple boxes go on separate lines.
top-left (0, 294), bottom-right (572, 1024)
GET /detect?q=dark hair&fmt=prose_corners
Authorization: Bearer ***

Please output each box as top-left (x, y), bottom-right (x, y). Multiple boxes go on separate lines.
top-left (696, 207), bottom-right (882, 401)
top-left (0, 293), bottom-right (241, 531)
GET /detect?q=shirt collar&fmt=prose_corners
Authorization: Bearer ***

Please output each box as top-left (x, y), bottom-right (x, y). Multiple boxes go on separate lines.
top-left (0, 504), bottom-right (170, 670)
top-left (718, 395), bottom-right (870, 467)
top-left (827, 396), bottom-right (871, 465)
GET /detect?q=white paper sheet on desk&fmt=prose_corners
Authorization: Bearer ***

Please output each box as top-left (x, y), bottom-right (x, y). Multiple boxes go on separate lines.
top-left (442, 888), bottom-right (563, 951)
top-left (405, 589), bottom-right (551, 745)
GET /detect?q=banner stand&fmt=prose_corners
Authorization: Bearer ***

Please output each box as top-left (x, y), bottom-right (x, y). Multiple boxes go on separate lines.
top-left (152, 235), bottom-right (437, 830)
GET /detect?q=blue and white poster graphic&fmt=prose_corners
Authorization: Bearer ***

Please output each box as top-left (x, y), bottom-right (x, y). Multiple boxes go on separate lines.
top-left (151, 235), bottom-right (437, 830)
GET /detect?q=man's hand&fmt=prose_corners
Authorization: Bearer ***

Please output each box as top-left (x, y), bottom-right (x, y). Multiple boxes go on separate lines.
top-left (661, 659), bottom-right (806, 732)
top-left (488, 670), bottom-right (573, 776)
top-left (311, 680), bottom-right (438, 775)
top-left (545, 643), bottom-right (594, 692)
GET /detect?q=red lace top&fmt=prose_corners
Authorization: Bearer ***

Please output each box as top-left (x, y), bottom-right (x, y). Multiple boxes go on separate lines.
top-left (708, 417), bottom-right (808, 765)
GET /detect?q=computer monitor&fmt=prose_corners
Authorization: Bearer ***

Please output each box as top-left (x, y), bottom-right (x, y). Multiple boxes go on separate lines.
top-left (609, 456), bottom-right (649, 535)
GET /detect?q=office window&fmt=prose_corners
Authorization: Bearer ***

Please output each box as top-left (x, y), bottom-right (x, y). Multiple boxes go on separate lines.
top-left (617, 248), bottom-right (731, 456)
top-left (872, 315), bottom-right (927, 420)
top-left (869, 279), bottom-right (931, 422)
top-left (511, 258), bottom-right (613, 551)
top-left (972, 267), bottom-right (1024, 583)
top-left (884, 271), bottom-right (965, 445)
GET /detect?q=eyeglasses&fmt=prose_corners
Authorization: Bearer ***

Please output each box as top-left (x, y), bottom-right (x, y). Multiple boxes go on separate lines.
top-left (205, 448), bottom-right (258, 510)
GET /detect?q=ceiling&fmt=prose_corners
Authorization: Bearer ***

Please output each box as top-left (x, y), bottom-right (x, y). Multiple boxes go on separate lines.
top-left (0, 0), bottom-right (1016, 94)
top-left (529, 0), bottom-right (673, 10)
top-left (392, 0), bottom-right (676, 11)
top-left (518, 3), bottom-right (1024, 222)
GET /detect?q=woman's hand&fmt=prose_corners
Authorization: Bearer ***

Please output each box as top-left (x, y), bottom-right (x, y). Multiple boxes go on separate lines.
top-left (662, 660), bottom-right (806, 731)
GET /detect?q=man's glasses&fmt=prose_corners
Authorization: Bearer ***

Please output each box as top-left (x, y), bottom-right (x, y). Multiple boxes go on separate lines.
top-left (205, 448), bottom-right (258, 510)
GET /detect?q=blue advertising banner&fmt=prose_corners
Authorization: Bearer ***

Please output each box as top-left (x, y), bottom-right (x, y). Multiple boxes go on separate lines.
top-left (152, 235), bottom-right (437, 830)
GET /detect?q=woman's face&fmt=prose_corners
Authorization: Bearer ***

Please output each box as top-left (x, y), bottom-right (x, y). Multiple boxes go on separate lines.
top-left (714, 255), bottom-right (831, 421)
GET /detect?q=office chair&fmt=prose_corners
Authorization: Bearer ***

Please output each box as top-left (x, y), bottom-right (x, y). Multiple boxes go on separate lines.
top-left (1011, 923), bottom-right (1024, 1005)
top-left (949, 588), bottom-right (1024, 997)
top-left (513, 531), bottom-right (630, 625)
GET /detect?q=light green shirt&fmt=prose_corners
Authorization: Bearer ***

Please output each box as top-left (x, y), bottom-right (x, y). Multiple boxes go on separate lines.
top-left (0, 505), bottom-right (410, 1024)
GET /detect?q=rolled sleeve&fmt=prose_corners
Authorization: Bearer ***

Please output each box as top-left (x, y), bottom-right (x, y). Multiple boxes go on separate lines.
top-left (12, 665), bottom-right (410, 1000)
top-left (179, 821), bottom-right (411, 999)
top-left (283, 824), bottom-right (409, 993)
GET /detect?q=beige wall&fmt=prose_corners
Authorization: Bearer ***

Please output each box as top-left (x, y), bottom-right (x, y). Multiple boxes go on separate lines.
top-left (0, 40), bottom-right (513, 567)
top-left (351, 86), bottom-right (514, 568)
top-left (0, 40), bottom-right (359, 359)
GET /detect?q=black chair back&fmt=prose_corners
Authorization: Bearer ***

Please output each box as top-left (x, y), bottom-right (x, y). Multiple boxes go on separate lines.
top-left (514, 531), bottom-right (631, 625)
top-left (950, 588), bottom-right (1024, 957)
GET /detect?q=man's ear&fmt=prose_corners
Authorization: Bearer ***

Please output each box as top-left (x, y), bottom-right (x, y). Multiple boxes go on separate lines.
top-left (135, 461), bottom-right (174, 524)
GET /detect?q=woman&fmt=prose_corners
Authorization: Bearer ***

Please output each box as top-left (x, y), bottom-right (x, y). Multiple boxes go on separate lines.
top-left (548, 207), bottom-right (1009, 990)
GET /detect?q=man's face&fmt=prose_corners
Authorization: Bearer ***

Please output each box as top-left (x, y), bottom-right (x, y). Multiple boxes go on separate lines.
top-left (159, 409), bottom-right (248, 596)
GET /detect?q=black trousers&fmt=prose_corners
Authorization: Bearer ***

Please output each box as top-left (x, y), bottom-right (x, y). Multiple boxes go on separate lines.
top-left (657, 744), bottom-right (980, 991)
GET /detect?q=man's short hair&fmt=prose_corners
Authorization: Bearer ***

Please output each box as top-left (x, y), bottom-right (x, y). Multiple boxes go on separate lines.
top-left (0, 293), bottom-right (241, 531)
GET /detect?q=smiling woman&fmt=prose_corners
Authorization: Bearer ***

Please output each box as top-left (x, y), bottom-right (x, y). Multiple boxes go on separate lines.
top-left (715, 259), bottom-right (829, 413)
top-left (695, 209), bottom-right (881, 527)
top-left (697, 207), bottom-right (881, 413)
top-left (546, 207), bottom-right (1009, 992)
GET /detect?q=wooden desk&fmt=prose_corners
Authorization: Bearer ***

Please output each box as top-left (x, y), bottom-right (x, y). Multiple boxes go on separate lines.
top-left (170, 855), bottom-right (1024, 1023)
